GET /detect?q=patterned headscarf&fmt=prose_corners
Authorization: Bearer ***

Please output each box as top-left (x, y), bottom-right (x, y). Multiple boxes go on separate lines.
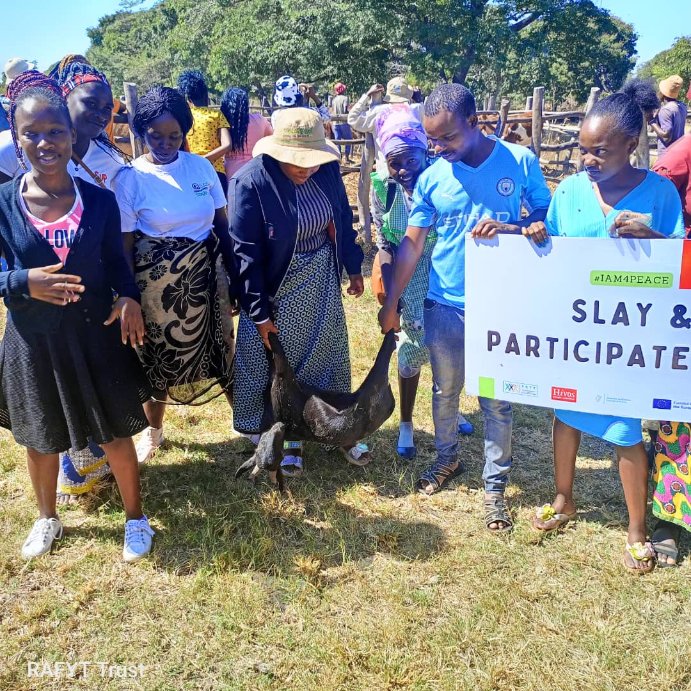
top-left (6, 72), bottom-right (66, 169)
top-left (375, 104), bottom-right (428, 157)
top-left (334, 82), bottom-right (346, 95)
top-left (58, 63), bottom-right (110, 98)
top-left (274, 75), bottom-right (300, 107)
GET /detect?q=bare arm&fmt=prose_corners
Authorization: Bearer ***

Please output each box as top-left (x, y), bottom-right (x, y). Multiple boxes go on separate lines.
top-left (378, 225), bottom-right (429, 332)
top-left (204, 127), bottom-right (232, 163)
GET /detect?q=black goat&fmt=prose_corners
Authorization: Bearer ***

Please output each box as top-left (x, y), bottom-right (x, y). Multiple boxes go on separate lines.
top-left (235, 330), bottom-right (397, 485)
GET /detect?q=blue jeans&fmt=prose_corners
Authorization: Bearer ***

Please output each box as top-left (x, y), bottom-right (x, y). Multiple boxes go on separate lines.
top-left (333, 123), bottom-right (353, 158)
top-left (424, 300), bottom-right (513, 493)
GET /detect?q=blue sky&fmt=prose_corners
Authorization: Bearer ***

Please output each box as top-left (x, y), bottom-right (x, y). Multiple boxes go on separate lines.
top-left (1, 0), bottom-right (687, 72)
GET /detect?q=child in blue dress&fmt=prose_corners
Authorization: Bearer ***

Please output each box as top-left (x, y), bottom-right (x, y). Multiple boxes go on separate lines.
top-left (525, 80), bottom-right (684, 573)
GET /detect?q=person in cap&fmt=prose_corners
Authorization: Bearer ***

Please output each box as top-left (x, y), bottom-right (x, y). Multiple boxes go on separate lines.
top-left (372, 105), bottom-right (473, 461)
top-left (271, 75), bottom-right (330, 130)
top-left (229, 107), bottom-right (367, 476)
top-left (1, 59), bottom-right (31, 133)
top-left (3, 57), bottom-right (30, 84)
top-left (348, 77), bottom-right (423, 235)
top-left (348, 77), bottom-right (422, 177)
top-left (331, 82), bottom-right (354, 163)
top-left (651, 75), bottom-right (688, 156)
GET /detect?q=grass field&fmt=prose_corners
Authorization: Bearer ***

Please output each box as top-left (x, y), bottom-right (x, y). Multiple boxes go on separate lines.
top-left (1, 250), bottom-right (691, 691)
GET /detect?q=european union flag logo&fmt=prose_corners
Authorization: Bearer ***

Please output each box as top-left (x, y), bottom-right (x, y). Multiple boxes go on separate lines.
top-left (653, 398), bottom-right (672, 410)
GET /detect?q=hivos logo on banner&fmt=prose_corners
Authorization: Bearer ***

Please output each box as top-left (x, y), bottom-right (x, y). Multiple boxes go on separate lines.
top-left (551, 387), bottom-right (577, 403)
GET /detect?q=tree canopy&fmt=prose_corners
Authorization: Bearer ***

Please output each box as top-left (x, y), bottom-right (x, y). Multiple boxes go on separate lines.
top-left (638, 37), bottom-right (691, 94)
top-left (85, 0), bottom-right (637, 106)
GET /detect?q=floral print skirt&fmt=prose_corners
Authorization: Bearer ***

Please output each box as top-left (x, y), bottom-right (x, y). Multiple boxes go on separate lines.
top-left (134, 232), bottom-right (234, 404)
top-left (652, 421), bottom-right (691, 532)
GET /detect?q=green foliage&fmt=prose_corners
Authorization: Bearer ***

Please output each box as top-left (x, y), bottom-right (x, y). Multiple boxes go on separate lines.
top-left (85, 0), bottom-right (637, 105)
top-left (638, 37), bottom-right (691, 93)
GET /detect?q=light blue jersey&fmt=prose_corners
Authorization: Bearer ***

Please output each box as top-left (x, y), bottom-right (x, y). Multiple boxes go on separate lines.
top-left (408, 137), bottom-right (551, 310)
top-left (546, 170), bottom-right (685, 239)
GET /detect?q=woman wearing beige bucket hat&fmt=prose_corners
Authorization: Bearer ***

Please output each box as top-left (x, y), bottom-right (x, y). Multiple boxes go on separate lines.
top-left (229, 107), bottom-right (370, 476)
top-left (651, 75), bottom-right (688, 155)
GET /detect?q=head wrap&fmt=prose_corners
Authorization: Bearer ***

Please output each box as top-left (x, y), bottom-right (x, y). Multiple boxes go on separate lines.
top-left (6, 72), bottom-right (65, 169)
top-left (375, 104), bottom-right (428, 157)
top-left (58, 63), bottom-right (110, 97)
top-left (48, 54), bottom-right (89, 81)
top-left (334, 82), bottom-right (346, 95)
top-left (274, 75), bottom-right (300, 107)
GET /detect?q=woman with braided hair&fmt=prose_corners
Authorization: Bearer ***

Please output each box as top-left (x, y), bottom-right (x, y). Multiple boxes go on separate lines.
top-left (0, 72), bottom-right (154, 561)
top-left (178, 70), bottom-right (231, 195)
top-left (220, 87), bottom-right (272, 181)
top-left (113, 86), bottom-right (236, 464)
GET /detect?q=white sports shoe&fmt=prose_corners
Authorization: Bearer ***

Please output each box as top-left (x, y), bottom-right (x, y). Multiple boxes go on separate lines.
top-left (123, 515), bottom-right (155, 563)
top-left (135, 427), bottom-right (164, 464)
top-left (21, 517), bottom-right (63, 559)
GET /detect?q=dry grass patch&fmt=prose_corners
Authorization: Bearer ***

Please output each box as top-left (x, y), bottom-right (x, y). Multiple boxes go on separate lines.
top-left (1, 281), bottom-right (691, 690)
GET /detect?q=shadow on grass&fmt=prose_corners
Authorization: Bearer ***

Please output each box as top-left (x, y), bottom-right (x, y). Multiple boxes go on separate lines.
top-left (106, 434), bottom-right (449, 578)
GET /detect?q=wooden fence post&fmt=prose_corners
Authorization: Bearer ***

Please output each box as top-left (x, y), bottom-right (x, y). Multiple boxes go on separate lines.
top-left (525, 96), bottom-right (533, 111)
top-left (578, 87), bottom-right (601, 171)
top-left (531, 86), bottom-right (544, 158)
top-left (357, 132), bottom-right (375, 244)
top-left (496, 98), bottom-right (510, 137)
top-left (487, 94), bottom-right (497, 111)
top-left (584, 87), bottom-right (601, 116)
top-left (123, 82), bottom-right (144, 158)
top-left (635, 121), bottom-right (650, 169)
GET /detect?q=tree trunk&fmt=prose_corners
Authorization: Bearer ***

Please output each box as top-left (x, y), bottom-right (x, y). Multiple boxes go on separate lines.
top-left (452, 46), bottom-right (477, 84)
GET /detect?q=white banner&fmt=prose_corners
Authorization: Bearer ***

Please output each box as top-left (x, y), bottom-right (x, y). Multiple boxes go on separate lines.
top-left (465, 236), bottom-right (691, 420)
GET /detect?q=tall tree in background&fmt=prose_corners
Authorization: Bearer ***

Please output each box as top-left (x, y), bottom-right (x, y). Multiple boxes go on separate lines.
top-left (639, 37), bottom-right (691, 93)
top-left (86, 0), bottom-right (637, 104)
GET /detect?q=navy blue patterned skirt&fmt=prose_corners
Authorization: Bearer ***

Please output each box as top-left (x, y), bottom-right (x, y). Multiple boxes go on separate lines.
top-left (233, 243), bottom-right (351, 434)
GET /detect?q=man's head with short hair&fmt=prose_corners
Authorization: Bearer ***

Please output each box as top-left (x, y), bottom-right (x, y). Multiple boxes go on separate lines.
top-left (423, 83), bottom-right (481, 164)
top-left (424, 83), bottom-right (476, 119)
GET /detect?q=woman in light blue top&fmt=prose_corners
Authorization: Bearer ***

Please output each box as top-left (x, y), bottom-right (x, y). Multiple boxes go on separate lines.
top-left (525, 80), bottom-right (684, 574)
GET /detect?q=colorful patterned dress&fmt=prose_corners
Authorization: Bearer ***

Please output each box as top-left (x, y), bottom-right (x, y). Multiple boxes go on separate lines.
top-left (373, 176), bottom-right (437, 377)
top-left (652, 422), bottom-right (691, 532)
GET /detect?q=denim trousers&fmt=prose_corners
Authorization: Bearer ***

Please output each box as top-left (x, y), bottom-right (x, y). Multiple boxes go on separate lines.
top-left (424, 300), bottom-right (513, 493)
top-left (332, 123), bottom-right (353, 158)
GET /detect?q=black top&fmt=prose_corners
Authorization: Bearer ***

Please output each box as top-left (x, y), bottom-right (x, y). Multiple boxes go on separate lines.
top-left (0, 176), bottom-right (140, 334)
top-left (227, 155), bottom-right (364, 323)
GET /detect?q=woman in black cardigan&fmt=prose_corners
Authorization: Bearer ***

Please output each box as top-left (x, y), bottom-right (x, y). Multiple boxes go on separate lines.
top-left (229, 107), bottom-right (366, 476)
top-left (0, 73), bottom-right (154, 562)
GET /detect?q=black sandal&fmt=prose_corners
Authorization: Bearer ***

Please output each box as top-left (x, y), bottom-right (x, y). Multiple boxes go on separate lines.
top-left (652, 520), bottom-right (681, 567)
top-left (416, 459), bottom-right (464, 495)
top-left (484, 494), bottom-right (513, 533)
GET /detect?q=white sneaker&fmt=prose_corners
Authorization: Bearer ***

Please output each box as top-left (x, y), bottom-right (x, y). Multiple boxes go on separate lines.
top-left (123, 515), bottom-right (154, 562)
top-left (21, 517), bottom-right (63, 559)
top-left (135, 427), bottom-right (164, 464)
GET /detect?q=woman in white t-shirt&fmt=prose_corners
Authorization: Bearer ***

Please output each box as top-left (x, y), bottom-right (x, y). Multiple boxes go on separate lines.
top-left (114, 86), bottom-right (236, 464)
